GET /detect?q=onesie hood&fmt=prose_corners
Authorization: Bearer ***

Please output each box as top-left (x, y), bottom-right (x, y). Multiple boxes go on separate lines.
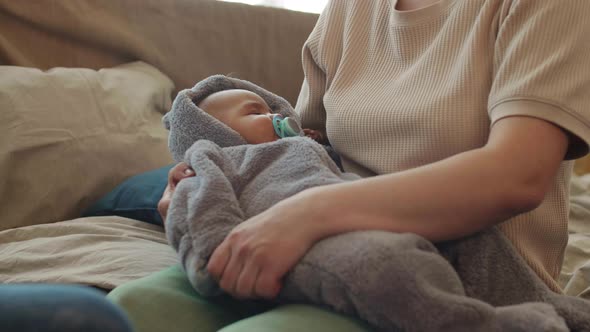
top-left (163, 75), bottom-right (297, 162)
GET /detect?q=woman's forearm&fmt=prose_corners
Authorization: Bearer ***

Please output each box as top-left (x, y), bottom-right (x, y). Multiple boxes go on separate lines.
top-left (304, 147), bottom-right (542, 243)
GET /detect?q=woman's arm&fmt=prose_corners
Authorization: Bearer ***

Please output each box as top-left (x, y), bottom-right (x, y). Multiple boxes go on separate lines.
top-left (303, 115), bottom-right (569, 243)
top-left (207, 115), bottom-right (569, 299)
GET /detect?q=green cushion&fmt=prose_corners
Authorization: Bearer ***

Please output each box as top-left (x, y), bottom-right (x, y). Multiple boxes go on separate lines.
top-left (108, 265), bottom-right (374, 332)
top-left (219, 304), bottom-right (373, 332)
top-left (82, 165), bottom-right (174, 226)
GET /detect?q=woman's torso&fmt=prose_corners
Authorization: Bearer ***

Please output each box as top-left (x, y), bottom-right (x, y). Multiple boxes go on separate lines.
top-left (303, 0), bottom-right (580, 291)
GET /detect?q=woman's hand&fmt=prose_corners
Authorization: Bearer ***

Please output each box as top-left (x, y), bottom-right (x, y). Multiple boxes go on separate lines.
top-left (206, 190), bottom-right (322, 300)
top-left (303, 129), bottom-right (326, 144)
top-left (157, 162), bottom-right (195, 223)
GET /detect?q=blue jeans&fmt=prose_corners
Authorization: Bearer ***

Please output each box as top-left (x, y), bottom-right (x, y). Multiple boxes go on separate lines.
top-left (0, 284), bottom-right (133, 332)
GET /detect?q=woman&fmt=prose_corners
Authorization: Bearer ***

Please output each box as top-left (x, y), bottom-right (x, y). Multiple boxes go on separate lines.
top-left (108, 0), bottom-right (590, 331)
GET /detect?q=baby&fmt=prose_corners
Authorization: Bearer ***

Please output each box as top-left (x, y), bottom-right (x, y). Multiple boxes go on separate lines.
top-left (163, 75), bottom-right (589, 332)
top-left (194, 87), bottom-right (337, 163)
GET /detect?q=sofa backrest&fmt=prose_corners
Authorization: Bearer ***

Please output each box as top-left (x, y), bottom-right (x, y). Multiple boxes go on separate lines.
top-left (0, 1), bottom-right (319, 229)
top-left (0, 0), bottom-right (319, 105)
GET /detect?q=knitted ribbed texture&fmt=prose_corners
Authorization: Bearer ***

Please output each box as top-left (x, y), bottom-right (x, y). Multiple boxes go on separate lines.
top-left (296, 0), bottom-right (590, 291)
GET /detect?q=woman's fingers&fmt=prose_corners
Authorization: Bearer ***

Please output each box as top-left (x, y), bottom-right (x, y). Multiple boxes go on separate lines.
top-left (159, 162), bottom-right (196, 223)
top-left (211, 231), bottom-right (262, 298)
top-left (303, 129), bottom-right (325, 143)
top-left (235, 264), bottom-right (260, 299)
top-left (168, 162), bottom-right (195, 188)
top-left (207, 241), bottom-right (231, 281)
top-left (255, 269), bottom-right (282, 300)
top-left (218, 246), bottom-right (243, 295)
top-left (157, 188), bottom-right (173, 221)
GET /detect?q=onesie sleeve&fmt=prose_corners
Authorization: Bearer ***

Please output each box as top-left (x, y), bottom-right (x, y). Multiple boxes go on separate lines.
top-left (488, 0), bottom-right (590, 159)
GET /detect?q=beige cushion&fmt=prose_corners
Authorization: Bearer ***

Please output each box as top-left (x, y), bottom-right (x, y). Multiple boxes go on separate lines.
top-left (0, 216), bottom-right (178, 289)
top-left (0, 61), bottom-right (174, 231)
top-left (559, 174), bottom-right (590, 299)
top-left (574, 155), bottom-right (590, 175)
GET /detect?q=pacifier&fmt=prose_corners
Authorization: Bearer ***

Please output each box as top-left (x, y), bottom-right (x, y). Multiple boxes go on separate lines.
top-left (272, 114), bottom-right (303, 138)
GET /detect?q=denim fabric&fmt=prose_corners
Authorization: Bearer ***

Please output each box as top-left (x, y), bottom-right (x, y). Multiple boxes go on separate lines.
top-left (0, 284), bottom-right (133, 332)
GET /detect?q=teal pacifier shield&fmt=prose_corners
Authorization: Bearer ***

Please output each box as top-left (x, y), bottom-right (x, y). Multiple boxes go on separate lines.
top-left (272, 114), bottom-right (302, 138)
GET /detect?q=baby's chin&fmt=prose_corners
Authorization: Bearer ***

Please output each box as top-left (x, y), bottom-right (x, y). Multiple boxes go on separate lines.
top-left (266, 131), bottom-right (281, 143)
top-left (265, 136), bottom-right (280, 143)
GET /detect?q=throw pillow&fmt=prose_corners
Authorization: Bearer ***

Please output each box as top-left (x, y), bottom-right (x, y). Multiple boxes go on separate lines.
top-left (82, 165), bottom-right (174, 226)
top-left (0, 61), bottom-right (174, 230)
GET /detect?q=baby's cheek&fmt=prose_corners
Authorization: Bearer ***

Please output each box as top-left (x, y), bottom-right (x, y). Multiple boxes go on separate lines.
top-left (251, 117), bottom-right (278, 143)
top-left (262, 117), bottom-right (278, 136)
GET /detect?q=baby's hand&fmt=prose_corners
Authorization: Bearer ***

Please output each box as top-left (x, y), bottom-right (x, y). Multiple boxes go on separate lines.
top-left (303, 129), bottom-right (326, 144)
top-left (158, 162), bottom-right (196, 225)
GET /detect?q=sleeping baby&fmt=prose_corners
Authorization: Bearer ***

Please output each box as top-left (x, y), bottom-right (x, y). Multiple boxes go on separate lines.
top-left (162, 75), bottom-right (590, 332)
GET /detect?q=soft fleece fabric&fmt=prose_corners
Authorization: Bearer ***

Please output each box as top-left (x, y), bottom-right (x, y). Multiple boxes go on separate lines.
top-left (164, 75), bottom-right (590, 332)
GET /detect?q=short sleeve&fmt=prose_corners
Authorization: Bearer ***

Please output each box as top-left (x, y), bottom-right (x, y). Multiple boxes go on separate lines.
top-left (488, 1), bottom-right (590, 159)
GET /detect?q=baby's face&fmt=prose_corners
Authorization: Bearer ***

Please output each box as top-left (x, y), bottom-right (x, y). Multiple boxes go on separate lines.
top-left (198, 89), bottom-right (279, 144)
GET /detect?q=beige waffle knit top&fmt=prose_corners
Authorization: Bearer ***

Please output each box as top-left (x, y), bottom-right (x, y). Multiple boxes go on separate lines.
top-left (296, 0), bottom-right (590, 291)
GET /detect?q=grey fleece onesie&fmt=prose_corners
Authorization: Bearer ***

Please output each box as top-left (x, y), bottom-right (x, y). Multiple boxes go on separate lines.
top-left (163, 75), bottom-right (590, 332)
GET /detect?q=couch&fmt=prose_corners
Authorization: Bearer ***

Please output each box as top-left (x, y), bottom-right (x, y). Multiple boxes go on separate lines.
top-left (1, 0), bottom-right (589, 323)
top-left (0, 0), bottom-right (316, 289)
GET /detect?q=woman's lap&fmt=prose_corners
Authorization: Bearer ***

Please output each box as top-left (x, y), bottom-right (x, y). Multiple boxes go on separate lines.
top-left (108, 265), bottom-right (373, 332)
top-left (218, 304), bottom-right (373, 332)
top-left (0, 284), bottom-right (132, 332)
